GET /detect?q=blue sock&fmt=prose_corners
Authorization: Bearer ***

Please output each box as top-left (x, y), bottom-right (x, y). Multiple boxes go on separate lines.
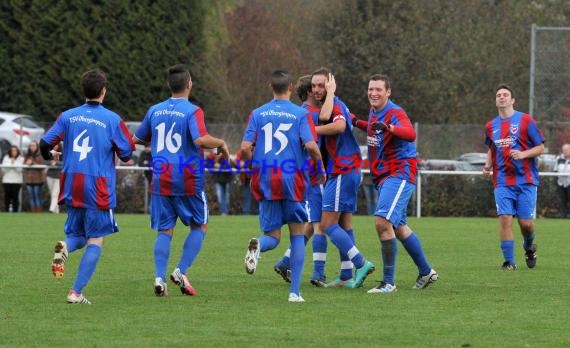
top-left (401, 232), bottom-right (431, 276)
top-left (312, 234), bottom-right (327, 279)
top-left (381, 238), bottom-right (398, 285)
top-left (66, 236), bottom-right (87, 252)
top-left (289, 235), bottom-right (305, 296)
top-left (523, 232), bottom-right (535, 250)
top-left (501, 240), bottom-right (515, 264)
top-left (325, 224), bottom-right (364, 269)
top-left (346, 229), bottom-right (356, 244)
top-left (277, 248), bottom-right (291, 269)
top-left (177, 229), bottom-right (205, 273)
top-left (339, 228), bottom-right (356, 280)
top-left (154, 233), bottom-right (172, 280)
top-left (279, 236), bottom-right (308, 269)
top-left (259, 235), bottom-right (279, 252)
top-left (72, 244), bottom-right (102, 294)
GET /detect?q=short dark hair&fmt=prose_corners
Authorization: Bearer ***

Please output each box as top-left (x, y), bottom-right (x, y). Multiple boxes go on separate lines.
top-left (495, 83), bottom-right (515, 99)
top-left (167, 64), bottom-right (191, 93)
top-left (295, 75), bottom-right (312, 102)
top-left (81, 69), bottom-right (107, 99)
top-left (369, 74), bottom-right (391, 89)
top-left (270, 69), bottom-right (292, 94)
top-left (311, 67), bottom-right (331, 79)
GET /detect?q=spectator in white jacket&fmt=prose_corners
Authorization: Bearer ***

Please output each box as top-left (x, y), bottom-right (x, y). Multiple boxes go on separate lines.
top-left (2, 145), bottom-right (24, 212)
top-left (555, 144), bottom-right (570, 218)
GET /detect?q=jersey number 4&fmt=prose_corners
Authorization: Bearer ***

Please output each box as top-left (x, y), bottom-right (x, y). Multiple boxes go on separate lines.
top-left (73, 129), bottom-right (93, 161)
top-left (261, 123), bottom-right (292, 155)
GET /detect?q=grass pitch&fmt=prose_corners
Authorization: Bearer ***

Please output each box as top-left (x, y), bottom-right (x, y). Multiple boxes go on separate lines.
top-left (0, 213), bottom-right (569, 347)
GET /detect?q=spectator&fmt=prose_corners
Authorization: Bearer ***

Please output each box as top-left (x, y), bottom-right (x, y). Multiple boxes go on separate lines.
top-left (235, 149), bottom-right (257, 215)
top-left (137, 144), bottom-right (152, 213)
top-left (137, 144), bottom-right (152, 184)
top-left (208, 150), bottom-right (233, 215)
top-left (2, 145), bottom-right (24, 212)
top-left (555, 143), bottom-right (570, 218)
top-left (23, 140), bottom-right (45, 212)
top-left (45, 145), bottom-right (62, 213)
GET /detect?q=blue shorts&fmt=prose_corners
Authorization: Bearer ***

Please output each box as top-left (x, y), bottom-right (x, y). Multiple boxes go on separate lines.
top-left (150, 192), bottom-right (209, 231)
top-left (306, 184), bottom-right (323, 223)
top-left (64, 206), bottom-right (119, 239)
top-left (494, 184), bottom-right (537, 219)
top-left (374, 177), bottom-right (415, 227)
top-left (258, 200), bottom-right (308, 232)
top-left (322, 172), bottom-right (361, 213)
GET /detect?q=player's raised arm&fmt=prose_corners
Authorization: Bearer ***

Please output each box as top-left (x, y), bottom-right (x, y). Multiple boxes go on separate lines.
top-left (315, 113), bottom-right (346, 135)
top-left (318, 73), bottom-right (336, 122)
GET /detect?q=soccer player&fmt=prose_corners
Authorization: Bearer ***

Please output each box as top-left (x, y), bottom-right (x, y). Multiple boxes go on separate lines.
top-left (40, 69), bottom-right (135, 304)
top-left (242, 69), bottom-right (323, 302)
top-left (353, 74), bottom-right (438, 294)
top-left (483, 84), bottom-right (544, 270)
top-left (312, 67), bottom-right (375, 289)
top-left (273, 75), bottom-right (329, 287)
top-left (133, 64), bottom-right (230, 296)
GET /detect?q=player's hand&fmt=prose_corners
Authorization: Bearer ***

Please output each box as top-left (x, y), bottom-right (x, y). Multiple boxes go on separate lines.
top-left (121, 159), bottom-right (136, 166)
top-left (482, 165), bottom-right (491, 178)
top-left (49, 149), bottom-right (62, 161)
top-left (372, 122), bottom-right (389, 132)
top-left (510, 150), bottom-right (525, 160)
top-left (325, 73), bottom-right (336, 95)
top-left (317, 161), bottom-right (327, 184)
top-left (351, 116), bottom-right (359, 127)
top-left (217, 142), bottom-right (230, 160)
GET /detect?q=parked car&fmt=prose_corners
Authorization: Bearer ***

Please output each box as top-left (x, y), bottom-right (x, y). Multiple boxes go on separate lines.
top-left (456, 152), bottom-right (487, 171)
top-left (0, 111), bottom-right (45, 158)
top-left (538, 154), bottom-right (557, 171)
top-left (421, 159), bottom-right (474, 171)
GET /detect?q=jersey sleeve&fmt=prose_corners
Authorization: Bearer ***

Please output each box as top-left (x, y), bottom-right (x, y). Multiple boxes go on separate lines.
top-left (42, 113), bottom-right (65, 146)
top-left (188, 107), bottom-right (209, 141)
top-left (484, 122), bottom-right (493, 147)
top-left (134, 108), bottom-right (153, 142)
top-left (331, 102), bottom-right (346, 123)
top-left (527, 116), bottom-right (545, 146)
top-left (389, 110), bottom-right (416, 141)
top-left (113, 120), bottom-right (135, 161)
top-left (242, 112), bottom-right (257, 143)
top-left (300, 112), bottom-right (317, 144)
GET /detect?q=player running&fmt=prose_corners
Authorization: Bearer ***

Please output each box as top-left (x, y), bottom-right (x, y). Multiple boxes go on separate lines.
top-left (134, 64), bottom-right (229, 297)
top-left (41, 69), bottom-right (135, 304)
top-left (242, 69), bottom-right (324, 302)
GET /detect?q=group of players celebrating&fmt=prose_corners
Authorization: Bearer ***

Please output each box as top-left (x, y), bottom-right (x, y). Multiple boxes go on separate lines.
top-left (42, 65), bottom-right (541, 304)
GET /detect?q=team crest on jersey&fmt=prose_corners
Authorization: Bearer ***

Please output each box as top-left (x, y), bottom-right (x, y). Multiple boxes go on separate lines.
top-left (510, 124), bottom-right (519, 134)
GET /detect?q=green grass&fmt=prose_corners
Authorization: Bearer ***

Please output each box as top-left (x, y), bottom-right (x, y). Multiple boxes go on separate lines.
top-left (1, 214), bottom-right (569, 347)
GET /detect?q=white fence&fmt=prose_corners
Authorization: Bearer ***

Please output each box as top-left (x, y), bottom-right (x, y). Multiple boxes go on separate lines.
top-left (1, 163), bottom-right (567, 217)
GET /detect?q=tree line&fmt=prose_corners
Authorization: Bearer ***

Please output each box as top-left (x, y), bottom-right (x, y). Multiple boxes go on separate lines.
top-left (1, 0), bottom-right (568, 126)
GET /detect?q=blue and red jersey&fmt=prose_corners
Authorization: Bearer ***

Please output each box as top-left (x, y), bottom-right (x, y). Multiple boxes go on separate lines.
top-left (135, 98), bottom-right (208, 196)
top-left (366, 100), bottom-right (418, 186)
top-left (42, 103), bottom-right (135, 210)
top-left (302, 103), bottom-right (322, 186)
top-left (243, 99), bottom-right (317, 202)
top-left (484, 111), bottom-right (545, 187)
top-left (323, 96), bottom-right (362, 175)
